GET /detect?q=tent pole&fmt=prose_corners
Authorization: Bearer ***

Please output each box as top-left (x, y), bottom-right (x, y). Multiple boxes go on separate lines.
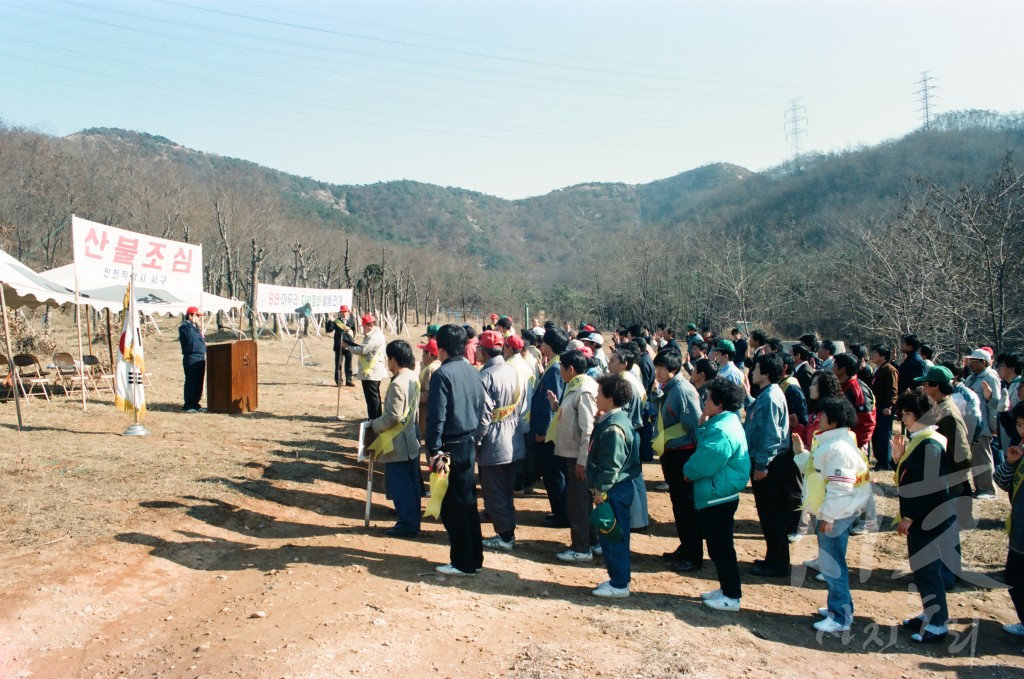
top-left (86, 307), bottom-right (94, 356)
top-left (0, 283), bottom-right (24, 433)
top-left (75, 296), bottom-right (87, 412)
top-left (106, 309), bottom-right (114, 370)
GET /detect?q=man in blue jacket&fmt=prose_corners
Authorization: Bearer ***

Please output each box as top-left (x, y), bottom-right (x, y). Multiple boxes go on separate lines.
top-left (530, 327), bottom-right (568, 527)
top-left (745, 353), bottom-right (791, 577)
top-left (178, 306), bottom-right (206, 413)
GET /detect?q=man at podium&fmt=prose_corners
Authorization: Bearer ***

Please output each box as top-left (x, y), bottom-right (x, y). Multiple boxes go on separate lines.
top-left (178, 305), bottom-right (207, 413)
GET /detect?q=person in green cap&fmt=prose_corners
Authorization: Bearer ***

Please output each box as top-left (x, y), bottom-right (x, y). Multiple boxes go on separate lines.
top-left (916, 363), bottom-right (974, 589)
top-left (711, 340), bottom-right (744, 386)
top-left (685, 323), bottom-right (700, 352)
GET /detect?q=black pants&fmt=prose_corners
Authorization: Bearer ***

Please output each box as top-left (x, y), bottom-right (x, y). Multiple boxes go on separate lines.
top-left (775, 450), bottom-right (803, 535)
top-left (182, 357), bottom-right (205, 410)
top-left (751, 456), bottom-right (792, 571)
top-left (661, 447), bottom-right (703, 565)
top-left (361, 380), bottom-right (382, 420)
top-left (699, 499), bottom-right (742, 600)
top-left (1007, 549), bottom-right (1024, 624)
top-left (334, 349), bottom-right (353, 386)
top-left (440, 436), bottom-right (484, 573)
top-left (536, 439), bottom-right (567, 521)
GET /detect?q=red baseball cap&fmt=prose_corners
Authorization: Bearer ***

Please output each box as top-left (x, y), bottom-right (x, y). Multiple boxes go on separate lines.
top-left (478, 330), bottom-right (504, 349)
top-left (416, 338), bottom-right (439, 357)
top-left (505, 335), bottom-right (525, 351)
top-left (360, 313), bottom-right (375, 326)
top-left (186, 306), bottom-right (200, 316)
top-left (340, 304), bottom-right (349, 312)
top-left (579, 346), bottom-right (594, 358)
top-left (489, 313), bottom-right (499, 321)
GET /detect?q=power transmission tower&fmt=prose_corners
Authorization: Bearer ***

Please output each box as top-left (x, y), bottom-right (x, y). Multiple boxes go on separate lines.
top-left (784, 98), bottom-right (807, 172)
top-left (915, 70), bottom-right (938, 129)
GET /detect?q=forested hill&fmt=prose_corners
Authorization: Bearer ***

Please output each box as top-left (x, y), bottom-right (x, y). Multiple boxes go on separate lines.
top-left (2, 110), bottom-right (1022, 349)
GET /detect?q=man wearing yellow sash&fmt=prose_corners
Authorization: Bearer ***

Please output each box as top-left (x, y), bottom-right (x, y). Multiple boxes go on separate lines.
top-left (369, 340), bottom-right (421, 537)
top-left (530, 328), bottom-right (569, 528)
top-left (345, 314), bottom-right (388, 419)
top-left (652, 349), bottom-right (704, 573)
top-left (548, 349), bottom-right (599, 562)
top-left (475, 331), bottom-right (523, 552)
top-left (994, 402), bottom-right (1024, 637)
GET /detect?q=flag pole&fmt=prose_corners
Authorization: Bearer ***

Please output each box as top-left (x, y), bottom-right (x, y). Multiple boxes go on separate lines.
top-left (123, 270), bottom-right (149, 436)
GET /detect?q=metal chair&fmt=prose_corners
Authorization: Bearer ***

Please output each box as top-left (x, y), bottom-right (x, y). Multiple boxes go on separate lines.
top-left (82, 355), bottom-right (115, 395)
top-left (12, 353), bottom-right (50, 402)
top-left (52, 352), bottom-right (86, 398)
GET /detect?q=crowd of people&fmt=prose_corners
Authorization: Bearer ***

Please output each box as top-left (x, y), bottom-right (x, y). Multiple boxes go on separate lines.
top-left (330, 305), bottom-right (1024, 645)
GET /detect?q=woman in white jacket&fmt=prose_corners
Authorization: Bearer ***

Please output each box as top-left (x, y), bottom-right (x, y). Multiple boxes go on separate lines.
top-left (793, 398), bottom-right (872, 634)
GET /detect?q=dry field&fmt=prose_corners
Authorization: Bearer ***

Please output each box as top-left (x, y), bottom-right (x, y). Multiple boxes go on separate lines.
top-left (1, 315), bottom-right (1022, 678)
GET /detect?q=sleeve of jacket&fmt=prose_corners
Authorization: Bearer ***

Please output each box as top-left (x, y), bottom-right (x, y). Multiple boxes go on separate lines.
top-left (684, 424), bottom-right (728, 480)
top-left (680, 386), bottom-right (702, 439)
top-left (898, 440), bottom-right (949, 526)
top-left (426, 371), bottom-right (449, 453)
top-left (529, 366), bottom-right (562, 437)
top-left (371, 378), bottom-right (405, 433)
top-left (575, 391), bottom-right (598, 465)
top-left (985, 373), bottom-right (1004, 428)
top-left (476, 370), bottom-right (496, 442)
top-left (994, 458), bottom-right (1019, 493)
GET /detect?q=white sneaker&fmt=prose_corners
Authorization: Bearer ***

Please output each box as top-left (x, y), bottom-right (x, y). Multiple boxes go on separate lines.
top-left (813, 617), bottom-right (851, 634)
top-left (704, 595), bottom-right (741, 611)
top-left (700, 588), bottom-right (723, 601)
top-left (435, 563), bottom-right (476, 576)
top-left (788, 532), bottom-right (803, 543)
top-left (592, 544), bottom-right (603, 556)
top-left (556, 548), bottom-right (593, 563)
top-left (592, 581), bottom-right (629, 599)
top-left (815, 572), bottom-right (826, 582)
top-left (482, 536), bottom-right (514, 551)
top-left (655, 482), bottom-right (670, 491)
top-left (1004, 622), bottom-right (1024, 636)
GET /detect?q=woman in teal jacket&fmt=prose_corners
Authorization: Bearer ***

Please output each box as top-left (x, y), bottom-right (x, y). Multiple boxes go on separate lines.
top-left (684, 378), bottom-right (751, 612)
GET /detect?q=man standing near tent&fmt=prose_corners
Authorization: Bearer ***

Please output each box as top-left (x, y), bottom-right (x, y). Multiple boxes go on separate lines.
top-left (178, 305), bottom-right (206, 413)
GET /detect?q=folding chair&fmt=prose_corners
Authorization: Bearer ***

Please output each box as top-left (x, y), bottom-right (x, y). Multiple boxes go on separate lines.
top-left (12, 353), bottom-right (50, 402)
top-left (82, 355), bottom-right (115, 395)
top-left (52, 352), bottom-right (86, 398)
top-left (0, 354), bottom-right (12, 399)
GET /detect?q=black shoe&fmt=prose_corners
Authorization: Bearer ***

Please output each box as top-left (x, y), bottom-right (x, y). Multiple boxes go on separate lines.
top-left (346, 382), bottom-right (355, 387)
top-left (672, 560), bottom-right (702, 573)
top-left (900, 616), bottom-right (925, 631)
top-left (662, 547), bottom-right (686, 562)
top-left (750, 564), bottom-right (788, 578)
top-left (384, 527), bottom-right (418, 538)
top-left (542, 516), bottom-right (570, 528)
top-left (753, 558), bottom-right (766, 567)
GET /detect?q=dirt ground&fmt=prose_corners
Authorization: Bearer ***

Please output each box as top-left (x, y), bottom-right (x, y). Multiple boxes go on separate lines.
top-left (1, 315), bottom-right (1023, 678)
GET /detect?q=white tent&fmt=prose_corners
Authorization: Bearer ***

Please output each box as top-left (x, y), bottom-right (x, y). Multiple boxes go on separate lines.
top-left (0, 248), bottom-right (79, 309)
top-left (40, 264), bottom-right (244, 316)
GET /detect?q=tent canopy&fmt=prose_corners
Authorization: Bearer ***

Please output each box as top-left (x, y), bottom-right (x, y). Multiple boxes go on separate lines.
top-left (0, 247), bottom-right (78, 309)
top-left (40, 264), bottom-right (244, 316)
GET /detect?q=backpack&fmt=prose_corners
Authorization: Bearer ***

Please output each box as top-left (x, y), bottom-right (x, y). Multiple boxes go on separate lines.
top-left (857, 377), bottom-right (875, 413)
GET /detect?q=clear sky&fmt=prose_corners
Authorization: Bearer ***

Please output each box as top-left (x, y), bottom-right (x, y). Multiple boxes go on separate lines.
top-left (1, 0), bottom-right (1021, 199)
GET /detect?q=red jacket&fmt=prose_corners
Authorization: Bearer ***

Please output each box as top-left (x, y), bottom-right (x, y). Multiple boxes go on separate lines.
top-left (842, 377), bottom-right (876, 448)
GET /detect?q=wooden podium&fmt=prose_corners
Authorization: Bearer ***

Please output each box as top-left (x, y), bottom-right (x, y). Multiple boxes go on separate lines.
top-left (206, 340), bottom-right (258, 414)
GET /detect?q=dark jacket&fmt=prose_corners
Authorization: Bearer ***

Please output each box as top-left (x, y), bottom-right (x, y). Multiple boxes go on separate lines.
top-left (425, 356), bottom-right (484, 453)
top-left (897, 430), bottom-right (953, 536)
top-left (324, 315), bottom-right (354, 353)
top-left (897, 351), bottom-right (927, 395)
top-left (178, 321), bottom-right (206, 360)
top-left (586, 409), bottom-right (641, 494)
top-left (871, 361), bottom-right (899, 410)
top-left (529, 358), bottom-right (565, 439)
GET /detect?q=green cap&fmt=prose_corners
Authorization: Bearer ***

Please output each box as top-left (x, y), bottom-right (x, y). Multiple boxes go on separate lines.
top-left (422, 324), bottom-right (439, 337)
top-left (714, 339), bottom-right (736, 354)
top-left (915, 365), bottom-right (953, 385)
top-left (686, 323), bottom-right (698, 331)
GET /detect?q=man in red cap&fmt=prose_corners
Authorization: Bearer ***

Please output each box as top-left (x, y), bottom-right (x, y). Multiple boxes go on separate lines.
top-left (324, 304), bottom-right (356, 387)
top-left (177, 306), bottom-right (206, 413)
top-left (344, 313), bottom-right (388, 419)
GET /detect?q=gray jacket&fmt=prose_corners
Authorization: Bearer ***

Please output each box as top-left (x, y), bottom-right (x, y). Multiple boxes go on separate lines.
top-left (744, 383), bottom-right (790, 472)
top-left (964, 367), bottom-right (1002, 437)
top-left (475, 356), bottom-right (522, 466)
top-left (369, 368), bottom-right (420, 464)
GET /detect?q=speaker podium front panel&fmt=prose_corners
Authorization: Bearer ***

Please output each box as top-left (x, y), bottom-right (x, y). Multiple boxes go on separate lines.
top-left (207, 340), bottom-right (258, 414)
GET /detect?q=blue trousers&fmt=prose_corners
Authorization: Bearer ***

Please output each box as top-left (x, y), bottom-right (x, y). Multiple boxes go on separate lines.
top-left (384, 458), bottom-right (422, 534)
top-left (908, 527), bottom-right (952, 628)
top-left (599, 479), bottom-right (634, 589)
top-left (817, 514), bottom-right (857, 625)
